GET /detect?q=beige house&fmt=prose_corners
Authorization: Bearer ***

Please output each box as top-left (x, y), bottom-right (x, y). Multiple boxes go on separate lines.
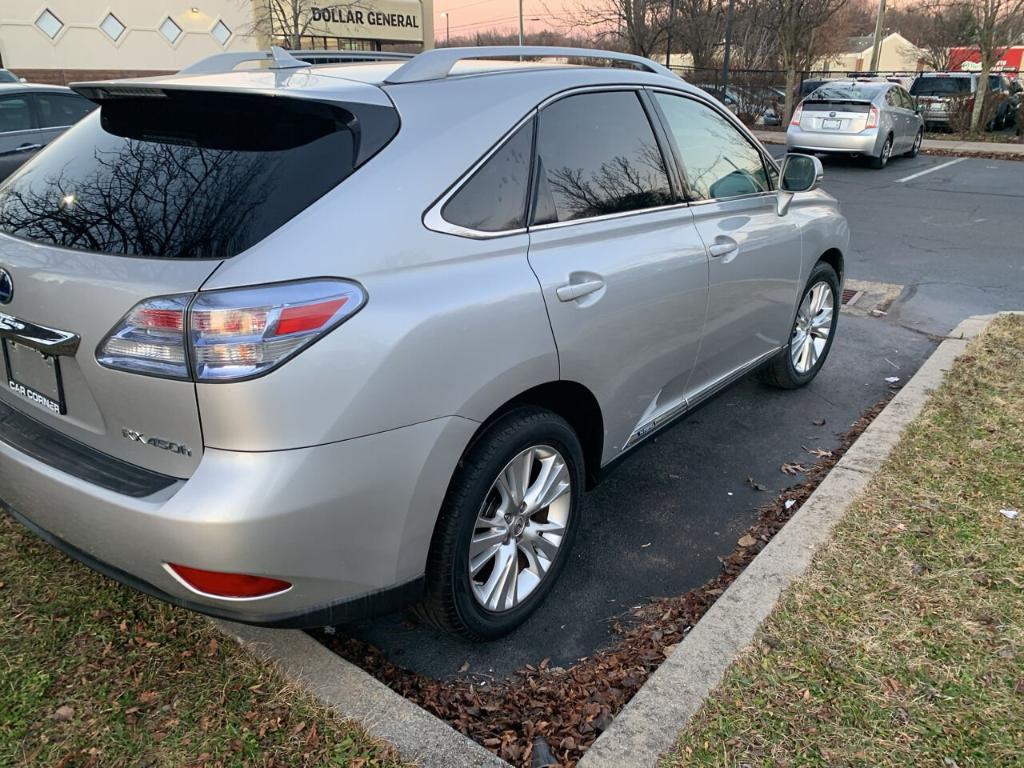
top-left (816, 32), bottom-right (924, 74)
top-left (0, 1), bottom-right (433, 84)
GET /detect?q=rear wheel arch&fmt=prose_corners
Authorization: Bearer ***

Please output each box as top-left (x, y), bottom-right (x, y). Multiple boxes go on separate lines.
top-left (462, 381), bottom-right (604, 489)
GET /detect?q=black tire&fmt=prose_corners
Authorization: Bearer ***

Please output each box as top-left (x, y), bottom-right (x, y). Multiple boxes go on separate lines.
top-left (870, 135), bottom-right (893, 169)
top-left (418, 407), bottom-right (584, 641)
top-left (905, 129), bottom-right (923, 158)
top-left (758, 261), bottom-right (840, 390)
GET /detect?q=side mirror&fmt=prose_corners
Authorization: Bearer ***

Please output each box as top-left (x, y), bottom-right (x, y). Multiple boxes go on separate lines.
top-left (777, 153), bottom-right (823, 216)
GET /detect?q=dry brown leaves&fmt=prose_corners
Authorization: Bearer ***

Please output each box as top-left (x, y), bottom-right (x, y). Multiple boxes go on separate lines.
top-left (319, 395), bottom-right (894, 767)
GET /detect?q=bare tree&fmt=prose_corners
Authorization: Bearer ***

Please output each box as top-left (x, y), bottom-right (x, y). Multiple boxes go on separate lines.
top-left (765, 0), bottom-right (852, 122)
top-left (562, 0), bottom-right (673, 58)
top-left (669, 0), bottom-right (726, 68)
top-left (895, 2), bottom-right (974, 71)
top-left (729, 0), bottom-right (783, 70)
top-left (243, 0), bottom-right (360, 48)
top-left (961, 0), bottom-right (1024, 132)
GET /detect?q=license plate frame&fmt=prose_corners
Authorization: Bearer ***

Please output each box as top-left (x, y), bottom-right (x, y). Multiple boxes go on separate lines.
top-left (821, 118), bottom-right (842, 130)
top-left (3, 339), bottom-right (66, 415)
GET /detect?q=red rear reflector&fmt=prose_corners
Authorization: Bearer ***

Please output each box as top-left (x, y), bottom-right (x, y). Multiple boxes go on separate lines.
top-left (275, 297), bottom-right (348, 336)
top-left (167, 563), bottom-right (291, 598)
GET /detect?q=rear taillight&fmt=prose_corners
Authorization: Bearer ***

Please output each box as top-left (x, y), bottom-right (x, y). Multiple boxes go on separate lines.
top-left (790, 104), bottom-right (803, 126)
top-left (866, 106), bottom-right (879, 129)
top-left (97, 296), bottom-right (191, 379)
top-left (97, 279), bottom-right (366, 382)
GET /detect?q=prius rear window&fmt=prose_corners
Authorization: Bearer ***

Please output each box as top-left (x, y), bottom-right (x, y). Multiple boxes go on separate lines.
top-left (0, 92), bottom-right (398, 258)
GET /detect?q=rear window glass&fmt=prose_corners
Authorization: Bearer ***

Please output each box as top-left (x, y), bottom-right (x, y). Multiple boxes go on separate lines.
top-left (807, 84), bottom-right (882, 102)
top-left (910, 77), bottom-right (971, 96)
top-left (0, 91), bottom-right (398, 258)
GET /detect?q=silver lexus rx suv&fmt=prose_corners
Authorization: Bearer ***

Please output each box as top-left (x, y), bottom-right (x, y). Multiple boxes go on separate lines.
top-left (0, 47), bottom-right (848, 640)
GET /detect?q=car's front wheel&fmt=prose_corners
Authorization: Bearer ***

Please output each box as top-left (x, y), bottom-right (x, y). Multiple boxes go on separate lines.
top-left (419, 407), bottom-right (584, 640)
top-left (758, 261), bottom-right (840, 389)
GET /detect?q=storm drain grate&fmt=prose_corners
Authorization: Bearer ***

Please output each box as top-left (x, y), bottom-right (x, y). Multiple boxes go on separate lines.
top-left (841, 288), bottom-right (863, 306)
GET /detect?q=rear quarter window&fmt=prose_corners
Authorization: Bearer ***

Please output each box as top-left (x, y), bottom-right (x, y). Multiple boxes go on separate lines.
top-left (0, 91), bottom-right (398, 258)
top-left (442, 119), bottom-right (533, 232)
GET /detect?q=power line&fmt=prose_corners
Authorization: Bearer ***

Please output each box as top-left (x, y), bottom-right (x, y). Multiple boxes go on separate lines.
top-left (447, 12), bottom-right (557, 31)
top-left (437, 0), bottom-right (509, 14)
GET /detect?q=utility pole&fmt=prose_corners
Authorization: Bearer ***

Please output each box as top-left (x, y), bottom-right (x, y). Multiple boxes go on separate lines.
top-left (441, 11), bottom-right (450, 44)
top-left (722, 0), bottom-right (736, 90)
top-left (665, 0), bottom-right (678, 68)
top-left (519, 0), bottom-right (524, 46)
top-left (869, 0), bottom-right (886, 72)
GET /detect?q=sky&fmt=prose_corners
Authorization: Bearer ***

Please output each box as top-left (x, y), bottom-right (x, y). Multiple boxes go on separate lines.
top-left (432, 0), bottom-right (571, 43)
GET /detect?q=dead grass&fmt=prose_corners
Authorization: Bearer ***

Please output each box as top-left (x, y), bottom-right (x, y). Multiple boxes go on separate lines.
top-left (666, 314), bottom-right (1024, 767)
top-left (0, 514), bottom-right (407, 768)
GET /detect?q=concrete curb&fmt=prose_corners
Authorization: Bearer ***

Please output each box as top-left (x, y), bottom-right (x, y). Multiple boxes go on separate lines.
top-left (577, 313), bottom-right (1004, 768)
top-left (753, 129), bottom-right (1024, 156)
top-left (213, 621), bottom-right (509, 768)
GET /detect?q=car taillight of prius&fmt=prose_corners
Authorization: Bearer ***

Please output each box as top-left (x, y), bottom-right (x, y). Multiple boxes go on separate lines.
top-left (789, 104), bottom-right (803, 125)
top-left (866, 106), bottom-right (879, 129)
top-left (97, 279), bottom-right (366, 382)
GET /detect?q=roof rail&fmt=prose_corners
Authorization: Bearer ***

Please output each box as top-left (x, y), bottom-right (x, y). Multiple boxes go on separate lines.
top-left (179, 46), bottom-right (307, 75)
top-left (383, 46), bottom-right (678, 85)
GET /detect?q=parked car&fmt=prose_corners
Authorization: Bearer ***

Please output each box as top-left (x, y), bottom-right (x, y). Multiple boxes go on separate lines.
top-left (910, 72), bottom-right (1019, 130)
top-left (695, 83), bottom-right (741, 114)
top-left (0, 46), bottom-right (848, 640)
top-left (798, 78), bottom-right (831, 100)
top-left (0, 70), bottom-right (26, 84)
top-left (697, 84), bottom-right (784, 126)
top-left (787, 80), bottom-right (924, 168)
top-left (0, 84), bottom-right (96, 181)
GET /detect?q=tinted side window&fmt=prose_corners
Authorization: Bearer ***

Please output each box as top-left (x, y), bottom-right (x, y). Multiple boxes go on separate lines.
top-left (884, 89), bottom-right (897, 107)
top-left (34, 93), bottom-right (96, 128)
top-left (442, 120), bottom-right (532, 232)
top-left (0, 96), bottom-right (33, 133)
top-left (654, 93), bottom-right (769, 200)
top-left (533, 91), bottom-right (673, 224)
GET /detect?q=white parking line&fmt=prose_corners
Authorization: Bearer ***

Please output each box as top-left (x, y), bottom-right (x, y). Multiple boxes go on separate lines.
top-left (896, 157), bottom-right (965, 183)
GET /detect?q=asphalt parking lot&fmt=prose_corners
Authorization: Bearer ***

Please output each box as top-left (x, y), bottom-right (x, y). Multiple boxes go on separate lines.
top-left (332, 151), bottom-right (1024, 680)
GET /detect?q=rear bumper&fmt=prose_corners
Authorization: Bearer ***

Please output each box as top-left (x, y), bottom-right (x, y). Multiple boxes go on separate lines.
top-left (0, 410), bottom-right (477, 627)
top-left (786, 126), bottom-right (883, 156)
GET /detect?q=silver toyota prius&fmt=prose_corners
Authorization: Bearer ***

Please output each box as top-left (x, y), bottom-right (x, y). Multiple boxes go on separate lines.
top-left (787, 80), bottom-right (925, 168)
top-left (0, 46), bottom-right (848, 640)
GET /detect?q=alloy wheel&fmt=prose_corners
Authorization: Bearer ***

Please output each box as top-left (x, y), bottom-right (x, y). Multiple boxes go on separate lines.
top-left (790, 281), bottom-right (835, 374)
top-left (468, 445), bottom-right (572, 612)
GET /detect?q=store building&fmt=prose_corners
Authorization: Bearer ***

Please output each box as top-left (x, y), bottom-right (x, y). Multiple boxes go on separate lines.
top-left (0, 1), bottom-right (433, 84)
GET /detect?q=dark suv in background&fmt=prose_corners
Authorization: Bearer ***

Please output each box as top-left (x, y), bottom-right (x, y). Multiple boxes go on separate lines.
top-left (910, 72), bottom-right (1019, 131)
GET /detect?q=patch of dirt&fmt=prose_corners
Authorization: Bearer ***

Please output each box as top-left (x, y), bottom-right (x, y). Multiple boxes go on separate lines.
top-left (921, 147), bottom-right (1024, 162)
top-left (318, 395), bottom-right (895, 767)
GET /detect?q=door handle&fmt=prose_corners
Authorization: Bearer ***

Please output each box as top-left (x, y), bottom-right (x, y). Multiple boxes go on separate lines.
top-left (0, 144), bottom-right (42, 157)
top-left (556, 279), bottom-right (605, 302)
top-left (708, 239), bottom-right (739, 258)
